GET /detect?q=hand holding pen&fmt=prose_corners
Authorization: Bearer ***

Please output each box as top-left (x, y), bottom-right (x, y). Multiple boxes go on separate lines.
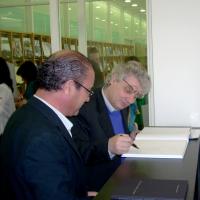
top-left (119, 134), bottom-right (139, 149)
top-left (129, 128), bottom-right (140, 149)
top-left (108, 134), bottom-right (134, 155)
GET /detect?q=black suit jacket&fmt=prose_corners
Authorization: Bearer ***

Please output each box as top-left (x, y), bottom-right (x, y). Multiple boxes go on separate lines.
top-left (71, 88), bottom-right (129, 191)
top-left (0, 97), bottom-right (88, 200)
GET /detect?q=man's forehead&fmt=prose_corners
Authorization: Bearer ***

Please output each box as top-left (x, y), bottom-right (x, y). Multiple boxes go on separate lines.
top-left (125, 75), bottom-right (141, 88)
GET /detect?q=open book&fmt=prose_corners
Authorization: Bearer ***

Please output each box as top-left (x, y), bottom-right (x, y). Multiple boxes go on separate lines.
top-left (122, 127), bottom-right (191, 159)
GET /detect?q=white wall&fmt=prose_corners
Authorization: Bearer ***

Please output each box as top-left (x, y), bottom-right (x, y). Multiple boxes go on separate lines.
top-left (148, 0), bottom-right (200, 127)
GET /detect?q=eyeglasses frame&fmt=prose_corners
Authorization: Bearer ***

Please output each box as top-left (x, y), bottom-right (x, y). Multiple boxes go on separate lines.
top-left (74, 80), bottom-right (94, 97)
top-left (122, 78), bottom-right (143, 98)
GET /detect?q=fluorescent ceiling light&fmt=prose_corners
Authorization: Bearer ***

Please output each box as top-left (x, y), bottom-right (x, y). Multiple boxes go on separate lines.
top-left (131, 4), bottom-right (138, 7)
top-left (124, 0), bottom-right (131, 3)
top-left (140, 9), bottom-right (146, 12)
top-left (1, 17), bottom-right (22, 22)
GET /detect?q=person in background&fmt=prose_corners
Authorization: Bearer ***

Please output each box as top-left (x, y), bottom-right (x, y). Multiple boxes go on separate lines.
top-left (87, 46), bottom-right (104, 88)
top-left (0, 57), bottom-right (15, 137)
top-left (70, 61), bottom-right (151, 191)
top-left (0, 50), bottom-right (96, 199)
top-left (124, 56), bottom-right (147, 131)
top-left (16, 60), bottom-right (38, 107)
top-left (7, 61), bottom-right (18, 98)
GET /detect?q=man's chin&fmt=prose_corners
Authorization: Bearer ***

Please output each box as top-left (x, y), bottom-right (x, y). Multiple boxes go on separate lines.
top-left (117, 104), bottom-right (126, 110)
top-left (67, 110), bottom-right (79, 117)
top-left (73, 110), bottom-right (79, 116)
top-left (120, 102), bottom-right (130, 109)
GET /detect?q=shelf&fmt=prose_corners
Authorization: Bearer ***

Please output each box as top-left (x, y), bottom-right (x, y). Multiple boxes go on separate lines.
top-left (87, 40), bottom-right (135, 73)
top-left (0, 30), bottom-right (135, 74)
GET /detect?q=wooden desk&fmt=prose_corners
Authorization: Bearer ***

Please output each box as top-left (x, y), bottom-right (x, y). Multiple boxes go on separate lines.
top-left (94, 139), bottom-right (199, 200)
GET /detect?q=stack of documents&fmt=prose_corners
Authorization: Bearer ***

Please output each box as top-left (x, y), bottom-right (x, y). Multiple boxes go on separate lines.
top-left (122, 127), bottom-right (191, 159)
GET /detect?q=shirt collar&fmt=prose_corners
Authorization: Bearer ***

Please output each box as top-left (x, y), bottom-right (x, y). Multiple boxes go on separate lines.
top-left (101, 88), bottom-right (117, 112)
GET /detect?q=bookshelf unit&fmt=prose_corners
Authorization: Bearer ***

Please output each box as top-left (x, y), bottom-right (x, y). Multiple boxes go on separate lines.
top-left (33, 34), bottom-right (42, 64)
top-left (22, 33), bottom-right (34, 60)
top-left (11, 32), bottom-right (23, 63)
top-left (0, 30), bottom-right (12, 62)
top-left (87, 40), bottom-right (135, 74)
top-left (62, 37), bottom-right (78, 51)
top-left (0, 30), bottom-right (135, 74)
top-left (0, 30), bottom-right (52, 65)
top-left (41, 35), bottom-right (51, 59)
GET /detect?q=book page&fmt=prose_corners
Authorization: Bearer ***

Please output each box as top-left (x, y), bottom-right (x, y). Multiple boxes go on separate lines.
top-left (136, 127), bottom-right (190, 141)
top-left (123, 140), bottom-right (188, 159)
top-left (190, 128), bottom-right (200, 139)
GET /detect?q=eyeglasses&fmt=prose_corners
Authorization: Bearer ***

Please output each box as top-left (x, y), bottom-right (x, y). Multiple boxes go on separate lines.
top-left (122, 79), bottom-right (143, 98)
top-left (74, 80), bottom-right (94, 97)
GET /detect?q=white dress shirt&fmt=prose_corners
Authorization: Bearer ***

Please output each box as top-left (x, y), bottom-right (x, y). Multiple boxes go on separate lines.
top-left (102, 88), bottom-right (118, 159)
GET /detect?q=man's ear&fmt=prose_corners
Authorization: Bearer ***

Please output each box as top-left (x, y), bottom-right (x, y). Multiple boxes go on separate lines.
top-left (110, 74), bottom-right (118, 84)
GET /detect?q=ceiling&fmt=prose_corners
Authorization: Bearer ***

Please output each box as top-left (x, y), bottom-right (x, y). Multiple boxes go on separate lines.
top-left (0, 0), bottom-right (146, 18)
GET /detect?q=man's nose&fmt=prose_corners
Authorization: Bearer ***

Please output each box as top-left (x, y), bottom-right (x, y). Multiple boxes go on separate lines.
top-left (127, 94), bottom-right (136, 104)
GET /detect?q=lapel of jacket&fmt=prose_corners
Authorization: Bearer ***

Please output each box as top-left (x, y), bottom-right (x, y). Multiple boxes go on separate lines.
top-left (121, 108), bottom-right (129, 134)
top-left (95, 89), bottom-right (115, 138)
top-left (95, 89), bottom-right (130, 136)
top-left (29, 97), bottom-right (82, 160)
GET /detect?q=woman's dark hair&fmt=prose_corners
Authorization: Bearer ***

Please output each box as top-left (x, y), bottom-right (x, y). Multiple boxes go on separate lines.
top-left (17, 61), bottom-right (38, 84)
top-left (0, 57), bottom-right (13, 92)
top-left (124, 56), bottom-right (140, 63)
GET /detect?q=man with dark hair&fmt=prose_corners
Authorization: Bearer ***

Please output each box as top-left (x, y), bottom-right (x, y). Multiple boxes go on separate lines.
top-left (87, 46), bottom-right (104, 88)
top-left (0, 50), bottom-right (95, 199)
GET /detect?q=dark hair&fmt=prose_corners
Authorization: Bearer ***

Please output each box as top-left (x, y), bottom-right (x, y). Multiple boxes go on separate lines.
top-left (37, 50), bottom-right (93, 91)
top-left (124, 56), bottom-right (140, 63)
top-left (87, 47), bottom-right (99, 55)
top-left (0, 57), bottom-right (13, 92)
top-left (17, 61), bottom-right (37, 84)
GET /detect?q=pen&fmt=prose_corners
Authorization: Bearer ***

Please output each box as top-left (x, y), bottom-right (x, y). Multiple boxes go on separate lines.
top-left (132, 143), bottom-right (139, 149)
top-left (129, 130), bottom-right (140, 149)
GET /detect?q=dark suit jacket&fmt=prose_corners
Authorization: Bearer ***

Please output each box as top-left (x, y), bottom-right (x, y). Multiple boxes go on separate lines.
top-left (71, 88), bottom-right (129, 191)
top-left (0, 97), bottom-right (88, 200)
